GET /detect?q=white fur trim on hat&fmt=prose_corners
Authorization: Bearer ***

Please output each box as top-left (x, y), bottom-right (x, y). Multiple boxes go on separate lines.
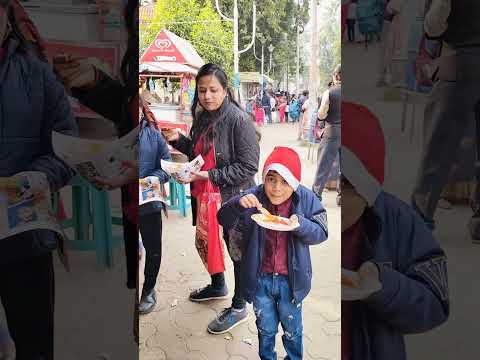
top-left (263, 163), bottom-right (300, 191)
top-left (342, 146), bottom-right (381, 206)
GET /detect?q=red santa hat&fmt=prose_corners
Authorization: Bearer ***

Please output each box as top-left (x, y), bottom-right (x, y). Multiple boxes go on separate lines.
top-left (263, 146), bottom-right (301, 191)
top-left (342, 102), bottom-right (385, 206)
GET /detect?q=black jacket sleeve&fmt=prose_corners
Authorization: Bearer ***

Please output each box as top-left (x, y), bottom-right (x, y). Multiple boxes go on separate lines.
top-left (208, 116), bottom-right (260, 187)
top-left (71, 71), bottom-right (125, 123)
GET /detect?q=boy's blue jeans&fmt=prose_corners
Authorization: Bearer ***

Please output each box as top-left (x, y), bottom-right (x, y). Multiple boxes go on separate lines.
top-left (253, 273), bottom-right (303, 360)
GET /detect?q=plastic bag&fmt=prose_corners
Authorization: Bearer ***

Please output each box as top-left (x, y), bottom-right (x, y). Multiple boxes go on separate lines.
top-left (195, 181), bottom-right (225, 275)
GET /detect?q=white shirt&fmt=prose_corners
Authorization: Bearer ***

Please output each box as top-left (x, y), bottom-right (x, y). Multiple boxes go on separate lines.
top-left (270, 97), bottom-right (276, 110)
top-left (317, 89), bottom-right (330, 120)
top-left (424, 0), bottom-right (455, 56)
top-left (424, 0), bottom-right (451, 38)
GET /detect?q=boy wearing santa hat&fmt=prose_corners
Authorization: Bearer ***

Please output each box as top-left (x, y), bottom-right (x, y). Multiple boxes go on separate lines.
top-left (341, 102), bottom-right (449, 360)
top-left (217, 146), bottom-right (328, 360)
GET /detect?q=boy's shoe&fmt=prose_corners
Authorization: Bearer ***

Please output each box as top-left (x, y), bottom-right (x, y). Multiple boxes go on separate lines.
top-left (207, 307), bottom-right (249, 334)
top-left (189, 285), bottom-right (229, 302)
top-left (139, 289), bottom-right (156, 315)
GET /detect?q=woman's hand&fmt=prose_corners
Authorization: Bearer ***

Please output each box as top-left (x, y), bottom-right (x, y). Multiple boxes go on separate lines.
top-left (93, 160), bottom-right (138, 190)
top-left (239, 194), bottom-right (262, 209)
top-left (53, 54), bottom-right (97, 90)
top-left (172, 171), bottom-right (208, 184)
top-left (189, 171), bottom-right (209, 182)
top-left (161, 128), bottom-right (180, 142)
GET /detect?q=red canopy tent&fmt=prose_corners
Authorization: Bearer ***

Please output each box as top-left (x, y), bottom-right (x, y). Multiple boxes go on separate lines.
top-left (139, 29), bottom-right (204, 75)
top-left (140, 30), bottom-right (204, 131)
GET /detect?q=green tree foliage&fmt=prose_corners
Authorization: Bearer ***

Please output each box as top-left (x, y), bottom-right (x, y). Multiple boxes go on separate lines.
top-left (213, 0), bottom-right (310, 80)
top-left (317, 0), bottom-right (341, 88)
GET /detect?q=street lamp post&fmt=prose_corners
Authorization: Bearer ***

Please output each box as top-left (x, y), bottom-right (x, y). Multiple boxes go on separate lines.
top-left (296, 0), bottom-right (304, 95)
top-left (215, 0), bottom-right (257, 100)
top-left (260, 38), bottom-right (266, 91)
top-left (309, 0), bottom-right (319, 102)
top-left (267, 44), bottom-right (275, 75)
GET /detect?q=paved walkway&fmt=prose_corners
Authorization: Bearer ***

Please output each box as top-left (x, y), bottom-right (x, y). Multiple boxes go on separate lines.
top-left (139, 122), bottom-right (341, 359)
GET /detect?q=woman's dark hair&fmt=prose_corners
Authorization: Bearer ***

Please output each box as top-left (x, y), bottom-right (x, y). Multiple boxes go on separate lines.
top-left (190, 63), bottom-right (243, 154)
top-left (121, 0), bottom-right (139, 102)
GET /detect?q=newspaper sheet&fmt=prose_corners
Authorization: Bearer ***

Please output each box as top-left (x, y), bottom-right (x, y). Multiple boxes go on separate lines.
top-left (0, 171), bottom-right (63, 240)
top-left (160, 155), bottom-right (204, 183)
top-left (139, 177), bottom-right (168, 205)
top-left (52, 127), bottom-right (138, 188)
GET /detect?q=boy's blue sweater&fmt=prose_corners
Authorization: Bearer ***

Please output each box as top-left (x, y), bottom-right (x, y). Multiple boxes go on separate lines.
top-left (217, 184), bottom-right (328, 304)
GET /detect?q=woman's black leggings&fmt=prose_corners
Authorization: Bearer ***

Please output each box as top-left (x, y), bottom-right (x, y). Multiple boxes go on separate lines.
top-left (139, 212), bottom-right (163, 294)
top-left (210, 230), bottom-right (246, 310)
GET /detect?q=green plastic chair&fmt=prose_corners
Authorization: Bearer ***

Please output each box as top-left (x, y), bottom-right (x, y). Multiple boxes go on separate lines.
top-left (54, 176), bottom-right (123, 269)
top-left (168, 178), bottom-right (191, 217)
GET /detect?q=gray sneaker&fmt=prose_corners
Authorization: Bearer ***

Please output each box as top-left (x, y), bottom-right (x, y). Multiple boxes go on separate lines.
top-left (207, 307), bottom-right (249, 334)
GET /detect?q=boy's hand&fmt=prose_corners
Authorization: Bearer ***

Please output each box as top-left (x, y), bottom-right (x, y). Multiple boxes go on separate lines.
top-left (239, 194), bottom-right (262, 209)
top-left (289, 214), bottom-right (300, 227)
top-left (341, 262), bottom-right (382, 301)
top-left (358, 261), bottom-right (382, 296)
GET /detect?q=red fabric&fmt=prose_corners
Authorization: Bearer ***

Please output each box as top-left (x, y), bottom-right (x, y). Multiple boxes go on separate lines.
top-left (253, 102), bottom-right (264, 126)
top-left (261, 197), bottom-right (292, 275)
top-left (341, 217), bottom-right (365, 360)
top-left (201, 181), bottom-right (226, 274)
top-left (0, 47), bottom-right (5, 64)
top-left (262, 146), bottom-right (302, 183)
top-left (278, 102), bottom-right (286, 123)
top-left (342, 102), bottom-right (385, 184)
top-left (191, 135), bottom-right (219, 198)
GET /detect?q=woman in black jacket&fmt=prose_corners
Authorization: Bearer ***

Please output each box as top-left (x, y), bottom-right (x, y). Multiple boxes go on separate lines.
top-left (163, 63), bottom-right (260, 335)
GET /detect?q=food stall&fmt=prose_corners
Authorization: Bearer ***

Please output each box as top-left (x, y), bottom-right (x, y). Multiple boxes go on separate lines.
top-left (139, 29), bottom-right (205, 128)
top-left (239, 71), bottom-right (274, 104)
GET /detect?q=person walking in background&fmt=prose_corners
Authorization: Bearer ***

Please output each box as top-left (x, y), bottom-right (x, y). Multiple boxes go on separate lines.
top-left (278, 95), bottom-right (287, 123)
top-left (298, 90), bottom-right (310, 140)
top-left (253, 93), bottom-right (265, 126)
top-left (284, 95), bottom-right (290, 121)
top-left (346, 0), bottom-right (358, 42)
top-left (270, 91), bottom-right (278, 123)
top-left (376, 0), bottom-right (394, 86)
top-left (163, 63), bottom-right (260, 335)
top-left (262, 91), bottom-right (272, 124)
top-left (289, 95), bottom-right (301, 123)
top-left (313, 64), bottom-right (341, 201)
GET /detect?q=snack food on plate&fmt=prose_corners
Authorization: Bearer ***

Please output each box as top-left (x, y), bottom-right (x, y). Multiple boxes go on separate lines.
top-left (341, 274), bottom-right (356, 287)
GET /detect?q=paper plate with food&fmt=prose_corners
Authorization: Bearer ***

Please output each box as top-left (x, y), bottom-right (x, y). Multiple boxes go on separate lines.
top-left (341, 268), bottom-right (381, 301)
top-left (251, 207), bottom-right (299, 232)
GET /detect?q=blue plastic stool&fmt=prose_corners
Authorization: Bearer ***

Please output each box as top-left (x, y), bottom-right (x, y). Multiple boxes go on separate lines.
top-left (168, 178), bottom-right (191, 217)
top-left (55, 176), bottom-right (123, 269)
